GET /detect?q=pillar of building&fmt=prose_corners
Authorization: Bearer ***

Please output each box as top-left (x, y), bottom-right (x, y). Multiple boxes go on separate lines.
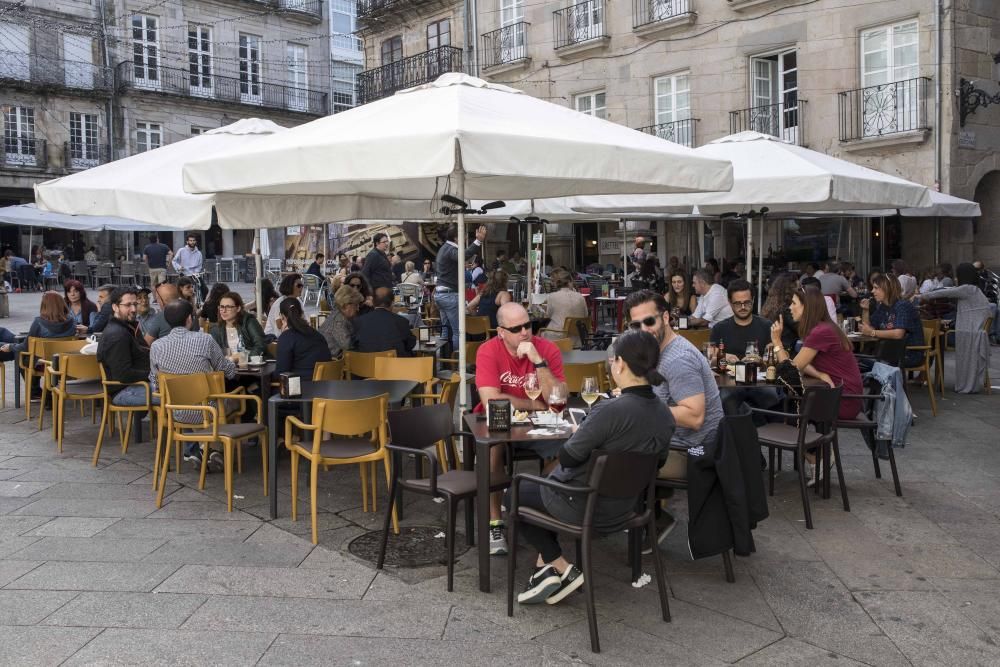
top-left (172, 231), bottom-right (185, 251)
top-left (221, 228), bottom-right (234, 258)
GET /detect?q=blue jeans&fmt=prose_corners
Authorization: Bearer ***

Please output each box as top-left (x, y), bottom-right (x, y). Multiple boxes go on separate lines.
top-left (112, 384), bottom-right (159, 407)
top-left (435, 290), bottom-right (460, 352)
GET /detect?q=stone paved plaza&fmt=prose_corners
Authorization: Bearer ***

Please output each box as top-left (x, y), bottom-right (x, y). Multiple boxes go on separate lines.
top-left (0, 290), bottom-right (998, 665)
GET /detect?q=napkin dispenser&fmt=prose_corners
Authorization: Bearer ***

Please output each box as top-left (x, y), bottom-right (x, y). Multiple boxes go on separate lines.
top-left (487, 399), bottom-right (511, 431)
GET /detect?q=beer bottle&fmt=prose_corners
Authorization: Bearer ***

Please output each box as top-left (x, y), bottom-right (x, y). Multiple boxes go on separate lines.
top-left (718, 343), bottom-right (727, 372)
top-left (765, 345), bottom-right (778, 383)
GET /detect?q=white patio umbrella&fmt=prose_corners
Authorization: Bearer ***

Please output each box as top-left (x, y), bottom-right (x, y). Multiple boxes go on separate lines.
top-left (34, 119), bottom-right (299, 319)
top-left (0, 203), bottom-right (176, 232)
top-left (182, 73), bottom-right (734, 412)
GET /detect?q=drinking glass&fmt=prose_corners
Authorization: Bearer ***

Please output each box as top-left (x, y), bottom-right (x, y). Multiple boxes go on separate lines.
top-left (523, 373), bottom-right (541, 404)
top-left (581, 376), bottom-right (600, 408)
top-left (548, 386), bottom-right (567, 419)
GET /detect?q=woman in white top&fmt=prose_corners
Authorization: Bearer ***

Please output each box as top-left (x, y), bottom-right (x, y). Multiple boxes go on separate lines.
top-left (400, 261), bottom-right (424, 286)
top-left (264, 273), bottom-right (303, 337)
top-left (543, 269), bottom-right (589, 343)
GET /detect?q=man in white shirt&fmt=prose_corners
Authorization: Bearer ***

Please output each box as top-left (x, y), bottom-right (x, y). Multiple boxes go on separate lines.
top-left (892, 259), bottom-right (918, 300)
top-left (690, 269), bottom-right (733, 328)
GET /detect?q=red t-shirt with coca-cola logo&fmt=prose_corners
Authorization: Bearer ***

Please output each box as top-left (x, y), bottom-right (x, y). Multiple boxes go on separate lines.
top-left (473, 335), bottom-right (566, 412)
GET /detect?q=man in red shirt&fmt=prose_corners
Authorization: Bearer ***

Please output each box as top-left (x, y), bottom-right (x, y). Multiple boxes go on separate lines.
top-left (475, 302), bottom-right (567, 555)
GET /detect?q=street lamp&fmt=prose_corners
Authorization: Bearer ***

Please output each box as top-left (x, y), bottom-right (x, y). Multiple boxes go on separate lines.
top-left (959, 52), bottom-right (1000, 126)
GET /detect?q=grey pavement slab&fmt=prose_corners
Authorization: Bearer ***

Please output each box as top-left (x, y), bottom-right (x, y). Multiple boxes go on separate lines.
top-left (40, 591), bottom-right (207, 630)
top-left (9, 536), bottom-right (166, 562)
top-left (0, 481), bottom-right (54, 497)
top-left (61, 628), bottom-right (277, 666)
top-left (734, 637), bottom-right (867, 666)
top-left (0, 560), bottom-right (41, 587)
top-left (26, 517), bottom-right (120, 537)
top-left (11, 497), bottom-right (159, 518)
top-left (535, 618), bottom-right (724, 666)
top-left (95, 518), bottom-right (259, 542)
top-left (0, 515), bottom-right (51, 537)
top-left (5, 561), bottom-right (180, 592)
top-left (145, 500), bottom-right (262, 521)
top-left (0, 625), bottom-right (102, 666)
top-left (181, 595), bottom-right (452, 638)
top-left (155, 563), bottom-right (376, 600)
top-left (0, 589), bottom-right (79, 624)
top-left (32, 481), bottom-right (170, 501)
top-left (142, 539), bottom-right (313, 567)
top-left (0, 536), bottom-right (42, 558)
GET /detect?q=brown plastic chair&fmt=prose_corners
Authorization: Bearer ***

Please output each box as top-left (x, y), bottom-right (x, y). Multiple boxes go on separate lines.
top-left (506, 450), bottom-right (670, 653)
top-left (563, 361), bottom-right (609, 394)
top-left (312, 358), bottom-right (344, 381)
top-left (284, 394), bottom-right (396, 544)
top-left (676, 328), bottom-right (710, 350)
top-left (539, 315), bottom-right (590, 347)
top-left (44, 353), bottom-right (104, 452)
top-left (21, 337), bottom-right (83, 420)
top-left (373, 355), bottom-right (434, 384)
top-left (919, 318), bottom-right (945, 395)
top-left (378, 404), bottom-right (484, 591)
top-left (465, 315), bottom-right (492, 341)
top-left (552, 336), bottom-right (574, 353)
top-left (344, 349), bottom-right (396, 379)
top-left (156, 372), bottom-right (268, 511)
top-left (751, 385), bottom-right (846, 530)
top-left (92, 363), bottom-right (154, 466)
top-left (438, 340), bottom-right (483, 373)
top-left (905, 322), bottom-right (939, 415)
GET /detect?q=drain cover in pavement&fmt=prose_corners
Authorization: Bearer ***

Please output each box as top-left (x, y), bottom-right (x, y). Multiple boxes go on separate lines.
top-left (349, 526), bottom-right (469, 568)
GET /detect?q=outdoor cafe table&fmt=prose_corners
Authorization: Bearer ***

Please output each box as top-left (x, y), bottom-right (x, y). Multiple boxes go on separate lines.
top-left (463, 413), bottom-right (573, 593)
top-left (561, 350), bottom-right (610, 365)
top-left (266, 379), bottom-right (418, 520)
top-left (592, 296), bottom-right (627, 331)
top-left (235, 359), bottom-right (276, 391)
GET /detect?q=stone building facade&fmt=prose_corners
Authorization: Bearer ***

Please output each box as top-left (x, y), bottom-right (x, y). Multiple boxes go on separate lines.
top-left (472, 0), bottom-right (1000, 271)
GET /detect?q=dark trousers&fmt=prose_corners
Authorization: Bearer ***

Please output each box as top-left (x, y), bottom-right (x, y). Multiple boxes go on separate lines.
top-left (506, 481), bottom-right (563, 563)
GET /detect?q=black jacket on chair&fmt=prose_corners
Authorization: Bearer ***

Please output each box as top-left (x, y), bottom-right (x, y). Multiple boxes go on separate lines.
top-left (354, 308), bottom-right (416, 357)
top-left (686, 414), bottom-right (768, 559)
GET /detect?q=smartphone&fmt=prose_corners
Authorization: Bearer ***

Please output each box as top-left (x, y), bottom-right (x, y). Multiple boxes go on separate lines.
top-left (567, 408), bottom-right (587, 426)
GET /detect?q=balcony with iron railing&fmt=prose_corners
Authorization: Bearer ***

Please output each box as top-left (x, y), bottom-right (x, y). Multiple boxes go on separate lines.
top-left (554, 0), bottom-right (610, 53)
top-left (481, 23), bottom-right (530, 72)
top-left (1, 138), bottom-right (48, 170)
top-left (729, 100), bottom-right (806, 146)
top-left (357, 46), bottom-right (463, 104)
top-left (632, 0), bottom-right (695, 34)
top-left (838, 77), bottom-right (930, 143)
top-left (116, 62), bottom-right (328, 115)
top-left (63, 141), bottom-right (110, 171)
top-left (275, 0), bottom-right (323, 23)
top-left (635, 118), bottom-right (698, 148)
top-left (0, 51), bottom-right (113, 94)
top-left (356, 0), bottom-right (443, 21)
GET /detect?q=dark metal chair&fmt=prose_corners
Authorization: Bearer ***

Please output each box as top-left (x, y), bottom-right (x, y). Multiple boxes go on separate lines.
top-left (377, 404), bottom-right (508, 592)
top-left (836, 377), bottom-right (903, 497)
top-left (506, 450), bottom-right (670, 654)
top-left (752, 385), bottom-right (846, 529)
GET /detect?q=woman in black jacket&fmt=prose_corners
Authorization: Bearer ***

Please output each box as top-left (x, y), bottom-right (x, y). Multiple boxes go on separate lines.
top-left (210, 292), bottom-right (267, 358)
top-left (275, 297), bottom-right (331, 376)
top-left (508, 330), bottom-right (674, 605)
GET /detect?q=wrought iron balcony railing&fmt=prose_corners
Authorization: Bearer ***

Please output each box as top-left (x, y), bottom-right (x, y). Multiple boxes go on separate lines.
top-left (116, 62), bottom-right (328, 115)
top-left (357, 0), bottom-right (430, 19)
top-left (63, 141), bottom-right (110, 170)
top-left (357, 46), bottom-right (463, 104)
top-left (635, 118), bottom-right (698, 147)
top-left (0, 51), bottom-right (113, 93)
top-left (481, 23), bottom-right (529, 70)
top-left (276, 0), bottom-right (323, 20)
top-left (729, 100), bottom-right (806, 146)
top-left (632, 0), bottom-right (691, 29)
top-left (1, 138), bottom-right (47, 169)
top-left (554, 0), bottom-right (607, 50)
top-left (838, 77), bottom-right (930, 141)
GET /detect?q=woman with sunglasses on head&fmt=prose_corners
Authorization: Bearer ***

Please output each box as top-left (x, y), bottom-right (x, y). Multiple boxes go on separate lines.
top-left (264, 273), bottom-right (304, 338)
top-left (509, 330), bottom-right (674, 605)
top-left (210, 292), bottom-right (267, 359)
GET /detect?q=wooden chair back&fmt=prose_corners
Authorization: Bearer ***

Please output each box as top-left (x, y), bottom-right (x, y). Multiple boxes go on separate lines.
top-left (54, 353), bottom-right (101, 385)
top-left (160, 371), bottom-right (223, 429)
top-left (345, 350), bottom-right (397, 379)
top-left (31, 338), bottom-right (86, 366)
top-left (313, 358), bottom-right (344, 381)
top-left (677, 328), bottom-right (710, 350)
top-left (563, 361), bottom-right (608, 394)
top-left (373, 356), bottom-right (434, 383)
top-left (314, 394), bottom-right (388, 440)
top-left (466, 315), bottom-right (492, 339)
top-left (552, 337), bottom-right (574, 353)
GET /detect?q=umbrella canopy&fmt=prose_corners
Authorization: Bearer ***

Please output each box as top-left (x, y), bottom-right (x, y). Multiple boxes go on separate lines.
top-left (34, 118), bottom-right (287, 230)
top-left (570, 131), bottom-right (932, 216)
top-left (182, 73), bottom-right (733, 228)
top-left (0, 203), bottom-right (176, 232)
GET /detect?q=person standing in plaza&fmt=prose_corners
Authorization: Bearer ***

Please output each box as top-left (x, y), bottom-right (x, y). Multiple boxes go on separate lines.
top-left (172, 235), bottom-right (207, 300)
top-left (434, 223), bottom-right (487, 353)
top-left (142, 235), bottom-right (170, 287)
top-left (361, 233), bottom-right (394, 291)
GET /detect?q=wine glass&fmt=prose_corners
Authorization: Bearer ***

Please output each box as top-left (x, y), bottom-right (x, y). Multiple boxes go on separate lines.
top-left (523, 373), bottom-right (541, 406)
top-left (548, 386), bottom-right (567, 420)
top-left (581, 376), bottom-right (600, 409)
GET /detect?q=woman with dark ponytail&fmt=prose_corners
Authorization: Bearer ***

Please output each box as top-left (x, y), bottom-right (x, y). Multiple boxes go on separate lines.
top-left (509, 330), bottom-right (675, 606)
top-left (275, 297), bottom-right (331, 376)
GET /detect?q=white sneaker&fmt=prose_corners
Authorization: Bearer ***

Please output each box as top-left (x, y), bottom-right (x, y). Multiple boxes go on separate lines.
top-left (489, 522), bottom-right (508, 556)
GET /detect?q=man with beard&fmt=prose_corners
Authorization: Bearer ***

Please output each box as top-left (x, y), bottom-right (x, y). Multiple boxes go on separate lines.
top-left (97, 287), bottom-right (153, 407)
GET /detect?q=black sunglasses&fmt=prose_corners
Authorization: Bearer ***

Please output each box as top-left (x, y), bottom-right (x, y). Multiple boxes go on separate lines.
top-left (348, 282), bottom-right (362, 288)
top-left (628, 315), bottom-right (661, 330)
top-left (499, 321), bottom-right (530, 334)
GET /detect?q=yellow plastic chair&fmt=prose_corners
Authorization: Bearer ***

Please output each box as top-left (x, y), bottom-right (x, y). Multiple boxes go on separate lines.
top-left (93, 363), bottom-right (154, 466)
top-left (552, 337), bottom-right (574, 353)
top-left (564, 361), bottom-right (609, 394)
top-left (21, 337), bottom-right (82, 420)
top-left (344, 350), bottom-right (397, 379)
top-left (677, 328), bottom-right (711, 351)
top-left (285, 394), bottom-right (397, 544)
top-left (313, 358), bottom-right (345, 381)
top-left (905, 323), bottom-right (939, 416)
top-left (918, 319), bottom-right (945, 396)
top-left (45, 353), bottom-right (104, 451)
top-left (155, 371), bottom-right (268, 511)
top-left (465, 315), bottom-right (492, 340)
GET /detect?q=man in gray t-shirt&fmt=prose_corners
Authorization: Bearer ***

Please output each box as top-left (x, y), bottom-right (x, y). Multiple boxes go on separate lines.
top-left (818, 267), bottom-right (857, 301)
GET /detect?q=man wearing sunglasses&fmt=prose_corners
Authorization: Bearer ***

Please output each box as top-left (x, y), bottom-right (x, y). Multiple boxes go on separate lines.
top-left (625, 290), bottom-right (724, 543)
top-left (475, 302), bottom-right (567, 555)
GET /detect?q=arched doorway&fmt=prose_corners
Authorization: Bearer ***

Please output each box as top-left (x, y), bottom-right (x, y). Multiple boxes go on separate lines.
top-left (973, 170), bottom-right (1000, 265)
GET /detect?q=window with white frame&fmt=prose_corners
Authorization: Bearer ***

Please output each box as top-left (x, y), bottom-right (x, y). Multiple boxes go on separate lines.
top-left (136, 121), bottom-right (161, 153)
top-left (653, 72), bottom-right (691, 146)
top-left (2, 105), bottom-right (37, 165)
top-left (500, 0), bottom-right (526, 62)
top-left (69, 112), bottom-right (99, 167)
top-left (132, 15), bottom-right (160, 89)
top-left (860, 19), bottom-right (919, 137)
top-left (574, 90), bottom-right (606, 119)
top-left (190, 126), bottom-right (208, 135)
top-left (0, 24), bottom-right (30, 81)
top-left (188, 25), bottom-right (213, 97)
top-left (330, 0), bottom-right (361, 53)
top-left (748, 48), bottom-right (798, 143)
top-left (286, 43), bottom-right (308, 111)
top-left (332, 62), bottom-right (360, 113)
top-left (239, 33), bottom-right (262, 104)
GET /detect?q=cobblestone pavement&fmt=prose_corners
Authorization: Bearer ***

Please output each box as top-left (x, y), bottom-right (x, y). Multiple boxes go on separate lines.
top-left (0, 290), bottom-right (998, 665)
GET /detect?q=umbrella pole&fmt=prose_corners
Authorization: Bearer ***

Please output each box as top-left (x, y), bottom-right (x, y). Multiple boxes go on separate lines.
top-left (746, 216), bottom-right (752, 282)
top-left (698, 220), bottom-right (705, 269)
top-left (757, 213), bottom-right (766, 309)
top-left (457, 171), bottom-right (468, 415)
top-left (254, 229), bottom-right (263, 320)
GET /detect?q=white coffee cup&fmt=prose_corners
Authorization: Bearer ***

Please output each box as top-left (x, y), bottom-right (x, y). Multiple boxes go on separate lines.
top-left (250, 355), bottom-right (264, 365)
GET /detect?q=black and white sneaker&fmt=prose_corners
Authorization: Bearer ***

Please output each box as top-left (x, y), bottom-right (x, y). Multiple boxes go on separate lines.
top-left (546, 565), bottom-right (584, 605)
top-left (517, 565), bottom-right (561, 604)
top-left (207, 450), bottom-right (224, 474)
top-left (183, 446), bottom-right (204, 470)
top-left (489, 521), bottom-right (508, 555)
